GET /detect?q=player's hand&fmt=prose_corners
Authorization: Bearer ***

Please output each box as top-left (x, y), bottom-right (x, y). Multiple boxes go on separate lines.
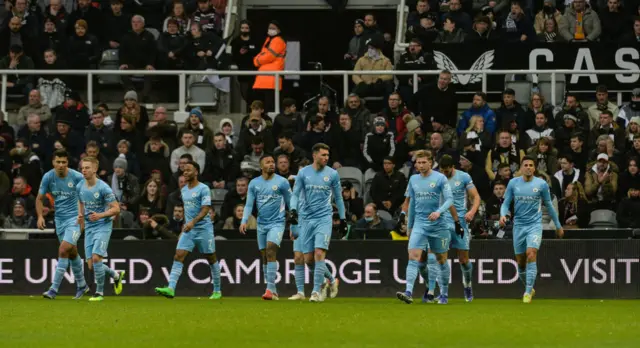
top-left (183, 221), bottom-right (195, 232)
top-left (556, 228), bottom-right (565, 239)
top-left (428, 211), bottom-right (441, 221)
top-left (239, 223), bottom-right (247, 235)
top-left (37, 216), bottom-right (46, 230)
top-left (88, 212), bottom-right (102, 222)
top-left (464, 211), bottom-right (475, 223)
top-left (499, 215), bottom-right (509, 227)
top-left (288, 210), bottom-right (298, 225)
top-left (290, 225), bottom-right (299, 240)
top-left (339, 219), bottom-right (348, 235)
top-left (455, 220), bottom-right (464, 237)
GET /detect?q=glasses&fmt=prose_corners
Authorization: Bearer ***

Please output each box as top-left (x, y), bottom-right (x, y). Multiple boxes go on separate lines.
top-left (389, 98), bottom-right (400, 101)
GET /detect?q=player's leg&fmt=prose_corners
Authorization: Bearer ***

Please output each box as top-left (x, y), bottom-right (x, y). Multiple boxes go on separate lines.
top-left (426, 251), bottom-right (439, 300)
top-left (196, 231), bottom-right (222, 300)
top-left (429, 233), bottom-right (451, 305)
top-left (44, 222), bottom-right (85, 299)
top-left (309, 219), bottom-right (331, 302)
top-left (301, 221), bottom-right (317, 299)
top-left (289, 223), bottom-right (306, 299)
top-left (453, 220), bottom-right (473, 301)
top-left (522, 228), bottom-right (542, 303)
top-left (321, 261), bottom-right (339, 299)
top-left (257, 226), bottom-right (267, 284)
top-left (263, 225), bottom-right (284, 300)
top-left (89, 231), bottom-right (112, 301)
top-left (155, 233), bottom-right (193, 298)
top-left (512, 225), bottom-right (528, 293)
top-left (396, 227), bottom-right (428, 304)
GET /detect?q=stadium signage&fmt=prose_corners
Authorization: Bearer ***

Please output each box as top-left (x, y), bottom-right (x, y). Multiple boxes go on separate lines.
top-left (0, 241), bottom-right (638, 298)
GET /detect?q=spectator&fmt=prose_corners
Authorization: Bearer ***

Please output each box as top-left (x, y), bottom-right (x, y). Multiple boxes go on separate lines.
top-left (221, 177), bottom-right (249, 221)
top-left (134, 178), bottom-right (166, 216)
top-left (364, 117), bottom-right (395, 171)
top-left (115, 90), bottom-right (150, 131)
top-left (56, 90), bottom-right (90, 135)
top-left (170, 130), bottom-right (206, 173)
top-left (370, 156), bottom-right (406, 214)
top-left (537, 18), bottom-right (564, 42)
top-left (66, 0), bottom-right (103, 40)
top-left (442, 0), bottom-right (472, 32)
top-left (272, 98), bottom-right (302, 141)
top-left (3, 198), bottom-right (35, 229)
top-left (523, 111), bottom-right (554, 149)
top-left (407, 0), bottom-right (437, 28)
top-left (485, 179), bottom-right (507, 220)
top-left (185, 21), bottom-right (225, 72)
top-left (157, 19), bottom-right (187, 71)
top-left (274, 154), bottom-right (293, 178)
top-left (555, 153), bottom-right (581, 193)
top-left (104, 0), bottom-right (131, 50)
top-left (486, 130), bottom-right (525, 180)
top-left (9, 139), bottom-right (41, 189)
top-left (146, 106), bottom-right (178, 151)
top-left (460, 115), bottom-right (493, 161)
top-left (0, 45), bottom-right (34, 97)
top-left (141, 136), bottom-right (171, 184)
top-left (191, 0), bottom-right (219, 35)
top-left (617, 182), bottom-right (640, 227)
top-left (589, 110), bottom-right (625, 151)
top-left (599, 0), bottom-right (631, 42)
top-left (617, 88), bottom-right (640, 127)
top-left (355, 203), bottom-right (396, 231)
top-left (252, 20), bottom-right (286, 113)
top-left (380, 92), bottom-right (413, 140)
top-left (627, 137), bottom-right (640, 164)
top-left (115, 139), bottom-right (142, 178)
top-left (114, 114), bottom-right (142, 156)
top-left (345, 94), bottom-right (374, 141)
top-left (167, 204), bottom-right (184, 235)
top-left (230, 19), bottom-right (259, 105)
top-left (467, 15), bottom-right (500, 42)
top-left (18, 114), bottom-right (50, 163)
top-left (405, 12), bottom-right (439, 46)
top-left (496, 88), bottom-right (529, 131)
top-left (361, 13), bottom-right (383, 55)
top-left (626, 118), bottom-right (640, 154)
top-left (298, 115), bottom-right (332, 161)
top-left (17, 90), bottom-right (52, 128)
top-left (534, 0), bottom-right (565, 34)
top-left (223, 204), bottom-right (256, 230)
top-left (412, 70), bottom-right (457, 128)
top-left (40, 16), bottom-right (67, 61)
top-left (341, 181), bottom-right (364, 222)
top-left (84, 141), bottom-right (111, 180)
top-left (458, 92), bottom-right (497, 136)
top-left (427, 114), bottom-right (458, 149)
top-left (501, 1), bottom-right (534, 43)
top-left (0, 16), bottom-right (30, 57)
top-left (558, 182), bottom-right (590, 229)
top-left (273, 132), bottom-right (306, 173)
top-left (240, 100), bottom-right (273, 131)
top-left (6, 176), bottom-right (35, 216)
top-left (178, 108), bottom-right (213, 151)
top-left (560, 0), bottom-right (602, 42)
top-left (587, 85), bottom-right (620, 130)
top-left (141, 214), bottom-right (175, 240)
top-left (395, 39), bottom-right (432, 105)
top-left (617, 157), bottom-right (640, 202)
top-left (44, 0), bottom-right (69, 34)
top-left (525, 92), bottom-right (556, 131)
top-left (620, 16), bottom-right (640, 43)
top-left (204, 132), bottom-right (236, 188)
top-left (218, 118), bottom-right (235, 149)
top-left (165, 175), bottom-right (185, 217)
top-left (331, 111), bottom-right (362, 169)
top-left (114, 202), bottom-right (136, 228)
top-left (435, 16), bottom-right (466, 43)
top-left (400, 119), bottom-right (427, 163)
top-left (585, 153), bottom-right (618, 210)
top-left (85, 110), bottom-right (114, 159)
top-left (119, 15), bottom-right (156, 101)
top-left (554, 93), bottom-right (591, 139)
top-left (67, 19), bottom-right (101, 82)
top-left (109, 156), bottom-right (140, 206)
top-left (39, 50), bottom-right (68, 107)
top-left (589, 135), bottom-right (624, 169)
top-left (345, 19), bottom-right (366, 68)
top-left (241, 137), bottom-right (265, 174)
top-left (460, 153), bottom-right (491, 200)
top-left (164, 0), bottom-right (191, 34)
top-left (352, 38), bottom-right (393, 99)
top-left (526, 137), bottom-right (558, 176)
top-left (429, 132), bottom-right (459, 169)
top-left (49, 119), bottom-right (83, 162)
top-left (237, 112), bottom-right (274, 158)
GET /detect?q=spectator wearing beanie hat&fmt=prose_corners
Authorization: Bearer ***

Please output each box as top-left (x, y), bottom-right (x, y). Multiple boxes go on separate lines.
top-left (3, 198), bottom-right (35, 229)
top-left (178, 107), bottom-right (214, 151)
top-left (534, 0), bottom-right (565, 35)
top-left (115, 90), bottom-right (150, 131)
top-left (363, 117), bottom-right (395, 171)
top-left (352, 36), bottom-right (394, 100)
top-left (110, 156), bottom-right (140, 205)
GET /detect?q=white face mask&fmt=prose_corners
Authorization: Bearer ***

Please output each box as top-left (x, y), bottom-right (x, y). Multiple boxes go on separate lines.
top-left (267, 29), bottom-right (278, 37)
top-left (368, 48), bottom-right (378, 57)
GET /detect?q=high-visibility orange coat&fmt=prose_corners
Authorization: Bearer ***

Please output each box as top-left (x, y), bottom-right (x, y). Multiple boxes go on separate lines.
top-left (253, 35), bottom-right (286, 90)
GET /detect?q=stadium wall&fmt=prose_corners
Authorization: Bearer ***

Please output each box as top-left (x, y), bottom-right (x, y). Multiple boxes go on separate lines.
top-left (0, 240), bottom-right (638, 298)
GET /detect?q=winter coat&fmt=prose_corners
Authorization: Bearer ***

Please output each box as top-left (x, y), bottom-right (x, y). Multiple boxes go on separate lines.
top-left (67, 33), bottom-right (100, 69)
top-left (141, 141), bottom-right (172, 185)
top-left (17, 103), bottom-right (52, 126)
top-left (616, 197), bottom-right (640, 228)
top-left (191, 8), bottom-right (219, 34)
top-left (17, 126), bottom-right (51, 162)
top-left (589, 123), bottom-right (626, 152)
top-left (560, 8), bottom-right (602, 42)
top-left (67, 6), bottom-right (104, 40)
top-left (599, 10), bottom-right (631, 43)
top-left (534, 10), bottom-right (566, 34)
top-left (526, 146), bottom-right (558, 176)
top-left (0, 55), bottom-right (34, 87)
top-left (501, 13), bottom-right (535, 43)
top-left (395, 51), bottom-right (434, 86)
top-left (178, 123), bottom-right (214, 151)
top-left (495, 102), bottom-right (530, 131)
top-left (370, 170), bottom-right (407, 214)
top-left (458, 104), bottom-right (497, 135)
top-left (253, 34), bottom-right (286, 90)
top-left (186, 31), bottom-right (225, 70)
top-left (587, 101), bottom-right (619, 130)
top-left (348, 105), bottom-right (375, 143)
top-left (236, 119), bottom-right (275, 158)
top-left (584, 163), bottom-right (618, 203)
top-left (353, 52), bottom-right (393, 85)
top-left (363, 131), bottom-right (395, 170)
top-left (230, 35), bottom-right (259, 82)
top-left (434, 28), bottom-right (466, 43)
top-left (204, 146), bottom-right (236, 184)
top-left (54, 101), bottom-right (90, 133)
top-left (120, 30), bottom-right (157, 68)
top-left (104, 11), bottom-right (132, 44)
top-left (331, 127), bottom-right (362, 168)
top-left (85, 124), bottom-right (115, 159)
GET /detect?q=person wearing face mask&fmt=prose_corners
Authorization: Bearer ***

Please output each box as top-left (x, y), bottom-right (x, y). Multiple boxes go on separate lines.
top-left (616, 181), bottom-right (640, 228)
top-left (253, 20), bottom-right (286, 113)
top-left (231, 20), bottom-right (259, 105)
top-left (352, 37), bottom-right (393, 100)
top-left (534, 0), bottom-right (565, 34)
top-left (355, 203), bottom-right (395, 233)
top-left (395, 39), bottom-right (433, 105)
top-left (617, 88), bottom-right (640, 128)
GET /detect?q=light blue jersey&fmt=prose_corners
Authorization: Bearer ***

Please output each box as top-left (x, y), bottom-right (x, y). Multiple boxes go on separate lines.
top-left (77, 179), bottom-right (116, 258)
top-left (406, 170), bottom-right (453, 254)
top-left (242, 174), bottom-right (292, 225)
top-left (500, 176), bottom-right (561, 254)
top-left (39, 169), bottom-right (85, 245)
top-left (177, 182), bottom-right (215, 254)
top-left (446, 169), bottom-right (474, 250)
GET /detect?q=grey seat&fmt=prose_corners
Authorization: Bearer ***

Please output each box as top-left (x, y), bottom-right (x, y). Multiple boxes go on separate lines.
top-left (189, 81), bottom-right (218, 108)
top-left (363, 168), bottom-right (377, 205)
top-left (337, 167), bottom-right (364, 196)
top-left (211, 189), bottom-right (228, 215)
top-left (98, 49), bottom-right (121, 85)
top-left (377, 210), bottom-right (393, 221)
top-left (588, 209), bottom-right (618, 228)
top-left (504, 79), bottom-right (532, 106)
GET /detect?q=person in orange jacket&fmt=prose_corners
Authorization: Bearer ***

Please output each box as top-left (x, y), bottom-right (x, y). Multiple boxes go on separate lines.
top-left (253, 20), bottom-right (286, 112)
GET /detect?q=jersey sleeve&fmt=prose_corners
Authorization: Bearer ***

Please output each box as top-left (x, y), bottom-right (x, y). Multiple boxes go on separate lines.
top-left (436, 175), bottom-right (453, 215)
top-left (200, 185), bottom-right (211, 206)
top-left (464, 173), bottom-right (475, 190)
top-left (407, 177), bottom-right (416, 229)
top-left (241, 181), bottom-right (256, 224)
top-left (500, 180), bottom-right (515, 218)
top-left (102, 183), bottom-right (116, 204)
top-left (332, 170), bottom-right (346, 220)
top-left (38, 172), bottom-right (50, 195)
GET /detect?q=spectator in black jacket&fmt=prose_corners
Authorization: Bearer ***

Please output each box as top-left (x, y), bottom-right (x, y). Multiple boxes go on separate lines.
top-left (332, 111), bottom-right (362, 169)
top-left (272, 98), bottom-right (302, 141)
top-left (39, 16), bottom-right (66, 62)
top-left (442, 0), bottom-right (472, 32)
top-left (185, 22), bottom-right (224, 71)
top-left (495, 88), bottom-right (529, 131)
top-left (617, 182), bottom-right (640, 228)
top-left (204, 133), bottom-right (236, 189)
top-left (411, 70), bottom-right (457, 128)
top-left (141, 136), bottom-right (172, 184)
top-left (84, 110), bottom-right (114, 159)
top-left (119, 15), bottom-right (157, 100)
top-left (104, 0), bottom-right (132, 50)
top-left (600, 0), bottom-right (632, 43)
top-left (589, 110), bottom-right (626, 152)
top-left (44, 0), bottom-right (69, 34)
top-left (85, 141), bottom-right (112, 180)
top-left (0, 16), bottom-right (35, 59)
top-left (17, 114), bottom-right (50, 164)
top-left (191, 0), bottom-right (219, 36)
top-left (466, 16), bottom-right (500, 43)
top-left (54, 90), bottom-right (90, 133)
top-left (158, 19), bottom-right (187, 70)
top-left (341, 181), bottom-right (365, 222)
top-left (66, 0), bottom-right (103, 41)
top-left (67, 19), bottom-right (100, 87)
top-left (165, 175), bottom-right (185, 216)
top-left (554, 94), bottom-right (591, 141)
top-left (230, 19), bottom-right (260, 105)
top-left (405, 12), bottom-right (439, 47)
top-left (363, 117), bottom-right (395, 171)
top-left (297, 114), bottom-right (332, 162)
top-left (236, 112), bottom-right (274, 158)
top-left (501, 1), bottom-right (535, 43)
top-left (221, 177), bottom-right (249, 221)
top-left (273, 132), bottom-right (306, 173)
top-left (146, 106), bottom-right (178, 151)
top-left (49, 119), bottom-right (84, 162)
top-left (370, 156), bottom-right (407, 214)
top-left (395, 38), bottom-right (433, 105)
top-left (485, 179), bottom-right (507, 220)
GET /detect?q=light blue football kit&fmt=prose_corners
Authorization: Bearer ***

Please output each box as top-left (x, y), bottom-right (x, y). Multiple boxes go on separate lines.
top-left (446, 170), bottom-right (474, 251)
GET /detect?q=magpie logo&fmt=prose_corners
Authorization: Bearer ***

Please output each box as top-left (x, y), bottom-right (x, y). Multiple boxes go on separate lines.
top-left (433, 50), bottom-right (495, 85)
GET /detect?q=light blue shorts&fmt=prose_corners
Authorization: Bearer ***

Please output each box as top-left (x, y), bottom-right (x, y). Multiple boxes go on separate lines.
top-left (302, 218), bottom-right (332, 254)
top-left (292, 223), bottom-right (303, 253)
top-left (408, 224), bottom-right (451, 254)
top-left (513, 224), bottom-right (542, 255)
top-left (449, 220), bottom-right (470, 251)
top-left (56, 218), bottom-right (81, 246)
top-left (85, 230), bottom-right (112, 259)
top-left (257, 222), bottom-right (285, 250)
top-left (177, 229), bottom-right (215, 254)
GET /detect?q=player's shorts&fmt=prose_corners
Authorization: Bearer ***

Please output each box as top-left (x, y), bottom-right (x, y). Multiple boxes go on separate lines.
top-left (84, 230), bottom-right (112, 259)
top-left (449, 219), bottom-right (470, 251)
top-left (302, 218), bottom-right (332, 254)
top-left (292, 222), bottom-right (304, 253)
top-left (513, 224), bottom-right (543, 255)
top-left (177, 228), bottom-right (215, 254)
top-left (408, 224), bottom-right (451, 254)
top-left (55, 218), bottom-right (81, 246)
top-left (257, 222), bottom-right (285, 250)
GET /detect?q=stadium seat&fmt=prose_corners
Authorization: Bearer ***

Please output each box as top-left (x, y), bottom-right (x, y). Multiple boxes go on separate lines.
top-left (211, 189), bottom-right (228, 215)
top-left (337, 167), bottom-right (364, 196)
top-left (588, 209), bottom-right (618, 228)
top-left (538, 74), bottom-right (566, 106)
top-left (189, 81), bottom-right (219, 108)
top-left (146, 28), bottom-right (160, 41)
top-left (377, 210), bottom-right (393, 221)
top-left (399, 165), bottom-right (410, 178)
top-left (504, 77), bottom-right (532, 106)
top-left (98, 49), bottom-right (122, 85)
top-left (363, 168), bottom-right (377, 204)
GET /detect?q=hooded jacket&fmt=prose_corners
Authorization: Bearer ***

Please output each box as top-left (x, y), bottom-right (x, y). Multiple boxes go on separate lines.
top-left (352, 51), bottom-right (393, 85)
top-left (585, 163), bottom-right (618, 203)
top-left (142, 140), bottom-right (172, 185)
top-left (363, 129), bottom-right (395, 170)
top-left (587, 101), bottom-right (619, 129)
top-left (218, 118), bottom-right (237, 147)
top-left (560, 7), bottom-right (602, 42)
top-left (204, 145), bottom-right (236, 183)
top-left (348, 104), bottom-right (375, 143)
top-left (458, 103), bottom-right (497, 135)
top-left (253, 34), bottom-right (286, 90)
top-left (85, 123), bottom-right (115, 158)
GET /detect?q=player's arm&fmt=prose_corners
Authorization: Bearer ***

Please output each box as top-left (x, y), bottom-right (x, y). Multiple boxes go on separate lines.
top-left (77, 200), bottom-right (85, 232)
top-left (239, 183), bottom-right (256, 234)
top-left (281, 180), bottom-right (292, 210)
top-left (331, 173), bottom-right (346, 220)
top-left (499, 181), bottom-right (514, 226)
top-left (466, 186), bottom-right (481, 222)
top-left (406, 179), bottom-right (415, 230)
top-left (541, 182), bottom-right (564, 238)
top-left (289, 175), bottom-right (303, 212)
top-left (36, 174), bottom-right (49, 229)
top-left (430, 179), bottom-right (453, 221)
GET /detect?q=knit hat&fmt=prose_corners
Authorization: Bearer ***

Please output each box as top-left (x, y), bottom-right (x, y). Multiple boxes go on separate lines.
top-left (563, 113), bottom-right (578, 124)
top-left (13, 198), bottom-right (25, 208)
top-left (481, 6), bottom-right (494, 16)
top-left (630, 117), bottom-right (640, 125)
top-left (75, 19), bottom-right (88, 30)
top-left (114, 157), bottom-right (128, 170)
top-left (374, 116), bottom-right (386, 127)
top-left (632, 88), bottom-right (640, 97)
top-left (406, 119), bottom-right (421, 133)
top-left (355, 19), bottom-right (365, 27)
top-left (65, 90), bottom-right (81, 101)
top-left (543, 0), bottom-right (556, 6)
top-left (190, 107), bottom-right (204, 122)
top-left (124, 90), bottom-right (138, 102)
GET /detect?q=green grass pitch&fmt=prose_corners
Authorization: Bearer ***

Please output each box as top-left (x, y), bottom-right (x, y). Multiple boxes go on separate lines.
top-left (0, 296), bottom-right (638, 347)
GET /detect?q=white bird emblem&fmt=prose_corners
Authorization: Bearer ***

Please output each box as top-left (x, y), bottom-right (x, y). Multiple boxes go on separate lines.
top-left (433, 50), bottom-right (495, 85)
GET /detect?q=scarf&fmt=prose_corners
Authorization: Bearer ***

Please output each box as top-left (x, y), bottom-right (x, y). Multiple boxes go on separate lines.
top-left (491, 144), bottom-right (520, 174)
top-left (544, 32), bottom-right (557, 42)
top-left (111, 174), bottom-right (124, 201)
top-left (574, 12), bottom-right (585, 40)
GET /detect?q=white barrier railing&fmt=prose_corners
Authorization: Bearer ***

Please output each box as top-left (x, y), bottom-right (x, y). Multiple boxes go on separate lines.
top-left (2, 69), bottom-right (638, 113)
top-left (0, 229), bottom-right (54, 234)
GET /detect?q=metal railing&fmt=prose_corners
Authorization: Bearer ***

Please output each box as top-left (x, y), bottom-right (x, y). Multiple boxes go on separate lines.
top-left (3, 69), bottom-right (638, 114)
